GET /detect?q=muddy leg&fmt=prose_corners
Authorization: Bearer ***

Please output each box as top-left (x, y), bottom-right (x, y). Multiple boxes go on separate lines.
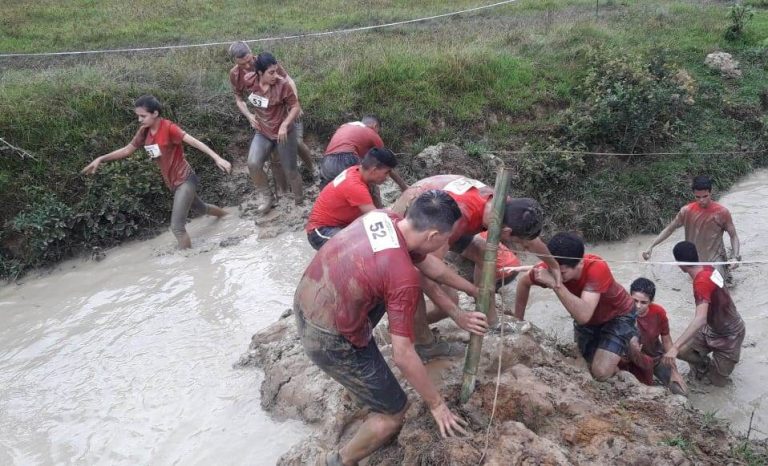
top-left (590, 349), bottom-right (622, 381)
top-left (337, 405), bottom-right (407, 466)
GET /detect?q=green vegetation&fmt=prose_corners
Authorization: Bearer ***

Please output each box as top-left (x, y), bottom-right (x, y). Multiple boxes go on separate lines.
top-left (1, 0), bottom-right (768, 276)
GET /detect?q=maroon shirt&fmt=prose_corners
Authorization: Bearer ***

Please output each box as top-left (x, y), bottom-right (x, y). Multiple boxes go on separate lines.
top-left (129, 119), bottom-right (190, 190)
top-left (693, 266), bottom-right (744, 336)
top-left (530, 254), bottom-right (634, 326)
top-left (324, 122), bottom-right (384, 156)
top-left (295, 211), bottom-right (426, 347)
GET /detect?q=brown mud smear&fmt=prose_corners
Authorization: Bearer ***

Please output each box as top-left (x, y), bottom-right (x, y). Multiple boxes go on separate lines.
top-left (238, 309), bottom-right (766, 465)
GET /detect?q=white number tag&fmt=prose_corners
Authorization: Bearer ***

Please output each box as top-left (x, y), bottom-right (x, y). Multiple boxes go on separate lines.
top-left (144, 144), bottom-right (162, 159)
top-left (332, 168), bottom-right (348, 187)
top-left (248, 93), bottom-right (269, 108)
top-left (443, 177), bottom-right (486, 195)
top-left (363, 212), bottom-right (400, 252)
top-left (710, 269), bottom-right (724, 288)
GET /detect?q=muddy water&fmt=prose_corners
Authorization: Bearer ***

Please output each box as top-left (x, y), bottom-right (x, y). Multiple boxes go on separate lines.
top-left (520, 170), bottom-right (768, 438)
top-left (2, 171), bottom-right (767, 465)
top-left (0, 213), bottom-right (312, 465)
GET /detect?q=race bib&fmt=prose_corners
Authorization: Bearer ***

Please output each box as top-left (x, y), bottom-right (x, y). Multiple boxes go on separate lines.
top-left (144, 144), bottom-right (162, 159)
top-left (710, 269), bottom-right (724, 288)
top-left (443, 177), bottom-right (486, 195)
top-left (363, 212), bottom-right (400, 252)
top-left (332, 168), bottom-right (348, 187)
top-left (248, 93), bottom-right (269, 108)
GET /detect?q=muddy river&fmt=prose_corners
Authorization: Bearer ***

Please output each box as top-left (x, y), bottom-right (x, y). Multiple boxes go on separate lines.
top-left (1, 171), bottom-right (766, 464)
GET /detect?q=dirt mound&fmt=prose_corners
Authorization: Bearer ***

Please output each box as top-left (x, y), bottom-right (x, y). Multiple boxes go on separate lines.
top-left (238, 310), bottom-right (767, 465)
top-left (403, 143), bottom-right (503, 185)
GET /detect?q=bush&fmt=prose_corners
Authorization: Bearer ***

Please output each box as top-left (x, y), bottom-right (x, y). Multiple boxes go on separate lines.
top-left (9, 192), bottom-right (74, 266)
top-left (561, 50), bottom-right (695, 153)
top-left (725, 4), bottom-right (755, 41)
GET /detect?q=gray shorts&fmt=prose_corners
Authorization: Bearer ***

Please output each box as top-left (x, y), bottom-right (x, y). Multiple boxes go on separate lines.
top-left (574, 309), bottom-right (638, 362)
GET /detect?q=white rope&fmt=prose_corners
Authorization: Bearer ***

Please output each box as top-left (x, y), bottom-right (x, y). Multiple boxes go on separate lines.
top-left (0, 0), bottom-right (520, 58)
top-left (504, 249), bottom-right (763, 267)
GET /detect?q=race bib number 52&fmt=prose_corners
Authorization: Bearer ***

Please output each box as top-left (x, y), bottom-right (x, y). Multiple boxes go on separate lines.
top-left (363, 212), bottom-right (400, 252)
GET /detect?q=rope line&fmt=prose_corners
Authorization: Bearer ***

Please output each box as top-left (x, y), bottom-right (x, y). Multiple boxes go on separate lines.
top-left (0, 0), bottom-right (520, 58)
top-left (504, 249), bottom-right (763, 267)
top-left (503, 149), bottom-right (765, 156)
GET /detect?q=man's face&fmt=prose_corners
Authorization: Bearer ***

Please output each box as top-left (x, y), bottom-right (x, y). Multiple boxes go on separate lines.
top-left (631, 291), bottom-right (652, 316)
top-left (417, 230), bottom-right (451, 254)
top-left (693, 189), bottom-right (712, 209)
top-left (235, 54), bottom-right (254, 71)
top-left (370, 167), bottom-right (392, 185)
top-left (559, 264), bottom-right (580, 282)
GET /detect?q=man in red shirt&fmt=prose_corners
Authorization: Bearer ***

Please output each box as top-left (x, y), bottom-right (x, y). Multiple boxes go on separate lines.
top-left (227, 42), bottom-right (314, 192)
top-left (306, 148), bottom-right (398, 250)
top-left (663, 241), bottom-right (746, 386)
top-left (619, 278), bottom-right (687, 394)
top-left (514, 232), bottom-right (637, 381)
top-left (294, 191), bottom-right (485, 466)
top-left (643, 175), bottom-right (741, 277)
top-left (392, 174), bottom-right (562, 327)
top-left (321, 117), bottom-right (408, 193)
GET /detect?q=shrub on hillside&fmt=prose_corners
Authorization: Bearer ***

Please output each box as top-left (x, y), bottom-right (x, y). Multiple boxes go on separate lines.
top-left (561, 51), bottom-right (696, 153)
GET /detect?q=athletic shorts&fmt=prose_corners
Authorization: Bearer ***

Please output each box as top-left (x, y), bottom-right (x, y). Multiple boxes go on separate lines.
top-left (294, 303), bottom-right (407, 415)
top-left (320, 152), bottom-right (359, 187)
top-left (574, 308), bottom-right (638, 362)
top-left (307, 226), bottom-right (343, 251)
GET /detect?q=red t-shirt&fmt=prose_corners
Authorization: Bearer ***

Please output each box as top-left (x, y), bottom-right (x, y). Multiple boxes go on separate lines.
top-left (675, 201), bottom-right (733, 262)
top-left (244, 76), bottom-right (298, 140)
top-left (529, 254), bottom-right (634, 326)
top-left (229, 63), bottom-right (288, 99)
top-left (637, 303), bottom-right (670, 357)
top-left (324, 122), bottom-right (384, 157)
top-left (306, 166), bottom-right (374, 231)
top-left (693, 266), bottom-right (744, 336)
top-left (296, 211), bottom-right (426, 347)
top-left (478, 231), bottom-right (520, 280)
top-left (410, 175), bottom-right (492, 243)
top-left (130, 119), bottom-right (191, 190)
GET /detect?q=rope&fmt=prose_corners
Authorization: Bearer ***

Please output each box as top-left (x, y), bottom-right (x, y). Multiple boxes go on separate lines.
top-left (503, 249), bottom-right (764, 267)
top-left (503, 149), bottom-right (764, 157)
top-left (0, 0), bottom-right (520, 58)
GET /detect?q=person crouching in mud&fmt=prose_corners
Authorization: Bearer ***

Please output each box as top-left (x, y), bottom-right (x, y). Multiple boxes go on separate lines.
top-left (294, 190), bottom-right (484, 466)
top-left (81, 95), bottom-right (231, 249)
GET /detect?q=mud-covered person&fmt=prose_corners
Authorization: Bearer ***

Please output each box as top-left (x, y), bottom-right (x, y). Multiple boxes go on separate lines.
top-left (643, 175), bottom-right (741, 278)
top-left (390, 174), bottom-right (562, 328)
top-left (294, 190), bottom-right (485, 466)
top-left (305, 148), bottom-right (398, 250)
top-left (228, 42), bottom-right (314, 192)
top-left (81, 95), bottom-right (231, 249)
top-left (663, 241), bottom-right (745, 386)
top-left (619, 278), bottom-right (687, 394)
top-left (241, 52), bottom-right (303, 212)
top-left (514, 233), bottom-right (637, 381)
top-left (321, 117), bottom-right (408, 199)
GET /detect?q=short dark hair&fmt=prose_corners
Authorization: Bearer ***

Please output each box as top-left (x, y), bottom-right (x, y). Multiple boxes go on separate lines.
top-left (673, 241), bottom-right (699, 263)
top-left (134, 95), bottom-right (162, 115)
top-left (254, 52), bottom-right (278, 74)
top-left (504, 198), bottom-right (543, 239)
top-left (361, 147), bottom-right (397, 169)
top-left (630, 277), bottom-right (656, 301)
top-left (692, 175), bottom-right (712, 191)
top-left (407, 190), bottom-right (461, 234)
top-left (547, 232), bottom-right (584, 267)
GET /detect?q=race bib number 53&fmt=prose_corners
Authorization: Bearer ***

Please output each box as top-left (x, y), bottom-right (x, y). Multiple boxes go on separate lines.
top-left (363, 212), bottom-right (400, 252)
top-left (248, 93), bottom-right (269, 108)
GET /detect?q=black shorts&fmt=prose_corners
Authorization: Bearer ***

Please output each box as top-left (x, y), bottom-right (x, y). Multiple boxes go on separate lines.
top-left (307, 226), bottom-right (343, 251)
top-left (574, 308), bottom-right (638, 362)
top-left (294, 303), bottom-right (407, 415)
top-left (320, 152), bottom-right (360, 187)
top-left (449, 234), bottom-right (474, 254)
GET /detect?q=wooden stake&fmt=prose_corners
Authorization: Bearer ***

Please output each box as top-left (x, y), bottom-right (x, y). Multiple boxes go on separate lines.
top-left (460, 167), bottom-right (510, 404)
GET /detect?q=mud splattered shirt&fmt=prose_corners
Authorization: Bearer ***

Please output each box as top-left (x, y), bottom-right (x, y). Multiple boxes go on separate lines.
top-left (243, 73), bottom-right (298, 140)
top-left (693, 266), bottom-right (744, 336)
top-left (324, 122), bottom-right (384, 157)
top-left (637, 303), bottom-right (670, 358)
top-left (129, 119), bottom-right (190, 190)
top-left (306, 166), bottom-right (374, 232)
top-left (674, 201), bottom-right (733, 262)
top-left (530, 254), bottom-right (634, 326)
top-left (295, 211), bottom-right (426, 348)
top-left (403, 175), bottom-right (492, 244)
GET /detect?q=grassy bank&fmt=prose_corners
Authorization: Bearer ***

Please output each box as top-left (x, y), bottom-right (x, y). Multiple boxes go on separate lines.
top-left (1, 0), bottom-right (767, 276)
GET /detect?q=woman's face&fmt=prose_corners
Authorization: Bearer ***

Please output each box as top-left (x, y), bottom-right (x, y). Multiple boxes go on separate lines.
top-left (259, 64), bottom-right (280, 85)
top-left (135, 107), bottom-right (159, 128)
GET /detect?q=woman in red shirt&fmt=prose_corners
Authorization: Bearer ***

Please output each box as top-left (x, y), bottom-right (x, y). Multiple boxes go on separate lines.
top-left (81, 95), bottom-right (232, 249)
top-left (244, 52), bottom-right (302, 212)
